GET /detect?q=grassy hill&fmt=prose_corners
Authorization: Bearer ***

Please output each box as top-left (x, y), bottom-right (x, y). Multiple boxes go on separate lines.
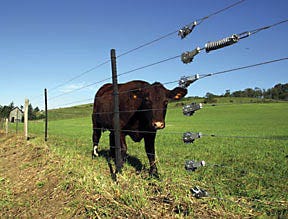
top-left (2, 98), bottom-right (288, 218)
top-left (48, 103), bottom-right (93, 120)
top-left (47, 97), bottom-right (284, 120)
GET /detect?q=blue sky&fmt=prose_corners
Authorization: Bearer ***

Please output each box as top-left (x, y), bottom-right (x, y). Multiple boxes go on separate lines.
top-left (1, 0), bottom-right (287, 109)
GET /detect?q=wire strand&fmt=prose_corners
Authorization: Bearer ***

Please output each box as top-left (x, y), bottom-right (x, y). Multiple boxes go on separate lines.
top-left (49, 60), bottom-right (110, 92)
top-left (90, 127), bottom-right (288, 141)
top-left (48, 56), bottom-right (287, 108)
top-left (196, 0), bottom-right (246, 25)
top-left (199, 57), bottom-right (288, 79)
top-left (248, 19), bottom-right (288, 35)
top-left (48, 55), bottom-right (180, 100)
top-left (45, 0), bottom-right (246, 95)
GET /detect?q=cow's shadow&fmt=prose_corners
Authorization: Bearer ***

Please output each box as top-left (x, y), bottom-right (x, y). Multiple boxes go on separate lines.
top-left (98, 149), bottom-right (144, 176)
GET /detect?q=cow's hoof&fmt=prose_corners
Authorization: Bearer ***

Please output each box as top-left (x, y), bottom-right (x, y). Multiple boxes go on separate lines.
top-left (149, 168), bottom-right (160, 179)
top-left (149, 172), bottom-right (160, 180)
top-left (92, 145), bottom-right (99, 159)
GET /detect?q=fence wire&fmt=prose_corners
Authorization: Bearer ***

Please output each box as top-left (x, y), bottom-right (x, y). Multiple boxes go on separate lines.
top-left (44, 0), bottom-right (246, 98)
top-left (47, 56), bottom-right (288, 109)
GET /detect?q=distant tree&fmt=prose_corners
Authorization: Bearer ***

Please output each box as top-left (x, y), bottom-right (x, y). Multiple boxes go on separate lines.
top-left (204, 92), bottom-right (217, 103)
top-left (0, 102), bottom-right (14, 118)
top-left (28, 104), bottom-right (36, 120)
top-left (254, 87), bottom-right (263, 98)
top-left (229, 83), bottom-right (287, 100)
top-left (9, 102), bottom-right (14, 109)
top-left (34, 107), bottom-right (40, 113)
top-left (263, 88), bottom-right (272, 99)
top-left (271, 83), bottom-right (287, 100)
top-left (224, 89), bottom-right (231, 97)
top-left (231, 90), bottom-right (245, 97)
top-left (244, 88), bottom-right (255, 97)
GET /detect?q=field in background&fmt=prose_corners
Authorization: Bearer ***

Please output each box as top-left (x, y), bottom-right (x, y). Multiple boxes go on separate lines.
top-left (1, 98), bottom-right (288, 218)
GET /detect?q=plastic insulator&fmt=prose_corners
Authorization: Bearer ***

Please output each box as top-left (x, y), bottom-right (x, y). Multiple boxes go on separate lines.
top-left (179, 74), bottom-right (199, 88)
top-left (181, 47), bottom-right (201, 64)
top-left (183, 132), bottom-right (202, 143)
top-left (178, 21), bottom-right (197, 39)
top-left (205, 34), bottom-right (239, 53)
top-left (183, 103), bottom-right (202, 116)
top-left (178, 26), bottom-right (192, 39)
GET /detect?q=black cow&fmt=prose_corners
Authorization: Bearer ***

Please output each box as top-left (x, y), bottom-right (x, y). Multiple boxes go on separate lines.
top-left (92, 80), bottom-right (187, 176)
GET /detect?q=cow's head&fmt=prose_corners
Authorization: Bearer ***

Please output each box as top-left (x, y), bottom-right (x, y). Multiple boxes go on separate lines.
top-left (140, 82), bottom-right (187, 130)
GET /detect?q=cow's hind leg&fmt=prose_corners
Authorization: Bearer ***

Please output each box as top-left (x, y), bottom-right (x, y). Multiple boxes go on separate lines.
top-left (92, 115), bottom-right (102, 158)
top-left (92, 128), bottom-right (101, 158)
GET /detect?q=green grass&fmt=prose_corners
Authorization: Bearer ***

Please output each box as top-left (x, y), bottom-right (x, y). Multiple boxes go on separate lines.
top-left (8, 99), bottom-right (288, 217)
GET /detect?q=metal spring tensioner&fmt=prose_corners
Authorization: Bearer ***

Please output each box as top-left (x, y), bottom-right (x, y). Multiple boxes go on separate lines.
top-left (205, 32), bottom-right (251, 53)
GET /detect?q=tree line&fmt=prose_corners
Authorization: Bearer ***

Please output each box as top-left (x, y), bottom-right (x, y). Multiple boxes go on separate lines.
top-left (1, 83), bottom-right (287, 120)
top-left (204, 83), bottom-right (288, 102)
top-left (0, 102), bottom-right (44, 120)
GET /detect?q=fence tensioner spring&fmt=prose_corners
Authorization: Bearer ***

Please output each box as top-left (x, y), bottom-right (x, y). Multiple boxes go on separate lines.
top-left (205, 32), bottom-right (250, 52)
top-left (181, 32), bottom-right (251, 64)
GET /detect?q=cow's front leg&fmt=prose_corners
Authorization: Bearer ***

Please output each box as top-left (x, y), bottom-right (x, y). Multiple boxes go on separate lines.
top-left (144, 133), bottom-right (158, 177)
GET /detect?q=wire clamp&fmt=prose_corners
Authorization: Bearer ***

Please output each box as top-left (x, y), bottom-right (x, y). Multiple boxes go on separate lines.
top-left (179, 74), bottom-right (199, 88)
top-left (181, 47), bottom-right (201, 64)
top-left (185, 160), bottom-right (206, 171)
top-left (190, 186), bottom-right (209, 199)
top-left (183, 103), bottom-right (202, 116)
top-left (178, 21), bottom-right (197, 39)
top-left (183, 132), bottom-right (202, 143)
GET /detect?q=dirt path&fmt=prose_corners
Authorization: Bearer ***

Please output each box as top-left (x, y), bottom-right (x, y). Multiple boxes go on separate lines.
top-left (0, 134), bottom-right (85, 218)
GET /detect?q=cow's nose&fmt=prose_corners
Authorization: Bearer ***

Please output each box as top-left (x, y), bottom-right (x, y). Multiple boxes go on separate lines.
top-left (152, 121), bottom-right (165, 129)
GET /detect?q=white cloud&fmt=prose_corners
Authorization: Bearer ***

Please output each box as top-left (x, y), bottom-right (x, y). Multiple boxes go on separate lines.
top-left (59, 82), bottom-right (86, 93)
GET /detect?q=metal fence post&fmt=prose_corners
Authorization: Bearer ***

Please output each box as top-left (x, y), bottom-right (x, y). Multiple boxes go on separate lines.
top-left (44, 88), bottom-right (48, 141)
top-left (111, 49), bottom-right (122, 173)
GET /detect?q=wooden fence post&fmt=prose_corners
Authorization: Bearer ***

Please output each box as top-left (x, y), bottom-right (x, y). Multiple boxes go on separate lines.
top-left (111, 49), bottom-right (122, 173)
top-left (16, 109), bottom-right (19, 133)
top-left (24, 99), bottom-right (29, 140)
top-left (5, 118), bottom-right (9, 135)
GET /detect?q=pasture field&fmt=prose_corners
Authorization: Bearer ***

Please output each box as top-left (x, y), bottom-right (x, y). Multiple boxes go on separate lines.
top-left (1, 100), bottom-right (288, 218)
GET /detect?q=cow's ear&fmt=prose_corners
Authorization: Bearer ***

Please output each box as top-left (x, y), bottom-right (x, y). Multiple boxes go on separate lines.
top-left (168, 87), bottom-right (187, 100)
